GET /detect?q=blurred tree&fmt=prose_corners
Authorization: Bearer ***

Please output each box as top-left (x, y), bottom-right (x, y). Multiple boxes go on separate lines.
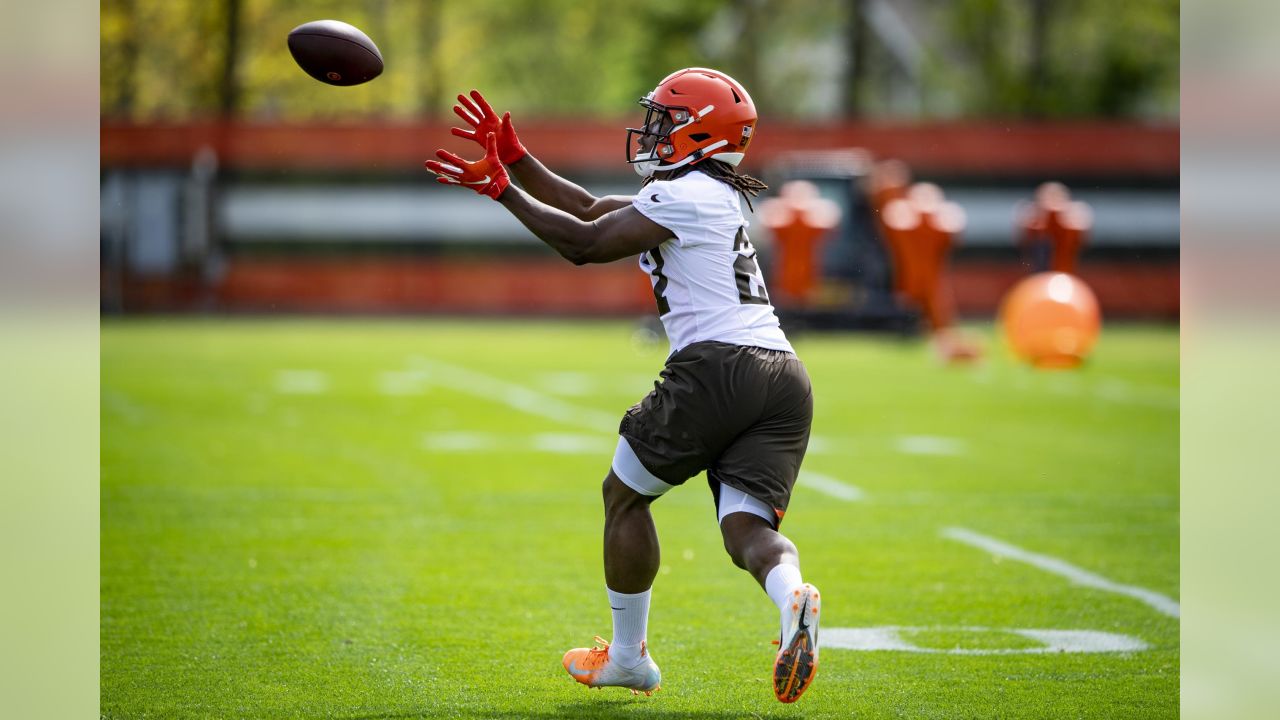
top-left (99, 0), bottom-right (1177, 122)
top-left (928, 0), bottom-right (1179, 118)
top-left (219, 0), bottom-right (242, 116)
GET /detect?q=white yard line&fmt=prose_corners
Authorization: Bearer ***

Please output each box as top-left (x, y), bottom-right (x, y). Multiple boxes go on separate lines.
top-left (528, 433), bottom-right (615, 454)
top-left (799, 470), bottom-right (865, 502)
top-left (423, 432), bottom-right (612, 455)
top-left (824, 626), bottom-right (1149, 654)
top-left (975, 369), bottom-right (1178, 411)
top-left (533, 371), bottom-right (596, 397)
top-left (377, 370), bottom-right (430, 396)
top-left (407, 357), bottom-right (618, 432)
top-left (274, 369), bottom-right (329, 395)
top-left (942, 526), bottom-right (1180, 619)
top-left (894, 435), bottom-right (967, 456)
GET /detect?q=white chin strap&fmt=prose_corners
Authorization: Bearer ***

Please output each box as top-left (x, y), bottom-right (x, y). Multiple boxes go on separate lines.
top-left (716, 152), bottom-right (745, 167)
top-left (633, 150), bottom-right (660, 177)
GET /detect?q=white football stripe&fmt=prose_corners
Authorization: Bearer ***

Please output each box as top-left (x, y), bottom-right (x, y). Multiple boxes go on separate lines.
top-left (799, 470), bottom-right (865, 502)
top-left (529, 433), bottom-right (614, 454)
top-left (895, 435), bottom-right (966, 456)
top-left (422, 432), bottom-right (611, 455)
top-left (942, 526), bottom-right (1180, 619)
top-left (824, 626), bottom-right (1149, 654)
top-left (407, 357), bottom-right (618, 432)
top-left (274, 369), bottom-right (329, 395)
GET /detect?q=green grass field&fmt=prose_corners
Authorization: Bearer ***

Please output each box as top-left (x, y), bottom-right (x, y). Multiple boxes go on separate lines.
top-left (101, 319), bottom-right (1178, 719)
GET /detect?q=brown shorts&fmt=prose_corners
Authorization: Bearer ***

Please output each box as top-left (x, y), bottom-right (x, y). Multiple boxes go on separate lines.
top-left (618, 341), bottom-right (813, 523)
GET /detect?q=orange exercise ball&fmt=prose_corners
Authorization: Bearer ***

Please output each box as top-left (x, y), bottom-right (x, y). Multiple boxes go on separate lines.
top-left (999, 272), bottom-right (1101, 368)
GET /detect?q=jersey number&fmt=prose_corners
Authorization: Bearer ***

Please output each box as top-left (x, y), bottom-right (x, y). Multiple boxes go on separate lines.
top-left (640, 246), bottom-right (671, 315)
top-left (733, 228), bottom-right (770, 305)
top-left (641, 228), bottom-right (768, 316)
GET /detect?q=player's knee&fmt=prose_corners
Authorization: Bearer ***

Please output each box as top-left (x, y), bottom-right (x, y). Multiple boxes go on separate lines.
top-left (721, 534), bottom-right (750, 570)
top-left (719, 516), bottom-right (756, 569)
top-left (602, 471), bottom-right (649, 514)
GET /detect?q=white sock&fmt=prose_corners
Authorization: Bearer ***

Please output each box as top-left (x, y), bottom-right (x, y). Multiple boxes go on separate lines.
top-left (606, 587), bottom-right (651, 668)
top-left (764, 563), bottom-right (804, 613)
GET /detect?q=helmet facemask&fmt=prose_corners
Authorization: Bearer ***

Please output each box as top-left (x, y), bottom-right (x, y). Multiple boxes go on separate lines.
top-left (625, 97), bottom-right (686, 177)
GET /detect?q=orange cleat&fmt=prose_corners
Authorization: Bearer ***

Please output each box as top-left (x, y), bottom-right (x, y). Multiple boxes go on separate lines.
top-left (562, 636), bottom-right (661, 695)
top-left (773, 584), bottom-right (820, 703)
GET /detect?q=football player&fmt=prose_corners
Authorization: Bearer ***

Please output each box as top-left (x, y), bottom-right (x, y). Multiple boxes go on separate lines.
top-left (426, 68), bottom-right (820, 704)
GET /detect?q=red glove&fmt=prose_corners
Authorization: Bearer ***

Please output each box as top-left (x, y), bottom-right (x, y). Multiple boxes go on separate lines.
top-left (451, 89), bottom-right (527, 165)
top-left (425, 132), bottom-right (510, 200)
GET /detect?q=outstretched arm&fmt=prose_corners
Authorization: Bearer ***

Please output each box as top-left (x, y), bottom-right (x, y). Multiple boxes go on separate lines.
top-left (508, 153), bottom-right (634, 222)
top-left (426, 133), bottom-right (670, 265)
top-left (498, 185), bottom-right (668, 265)
top-left (451, 90), bottom-right (633, 221)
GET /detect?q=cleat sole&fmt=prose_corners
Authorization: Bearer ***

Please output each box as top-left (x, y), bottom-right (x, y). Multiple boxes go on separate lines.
top-left (773, 585), bottom-right (820, 703)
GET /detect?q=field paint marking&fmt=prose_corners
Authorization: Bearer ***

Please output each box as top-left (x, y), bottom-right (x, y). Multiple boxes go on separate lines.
top-left (378, 370), bottom-right (430, 396)
top-left (1093, 378), bottom-right (1180, 410)
top-left (976, 370), bottom-right (1178, 411)
top-left (275, 370), bottom-right (329, 395)
top-left (895, 435), bottom-right (966, 456)
top-left (942, 526), bottom-right (1180, 619)
top-left (408, 357), bottom-right (617, 432)
top-left (805, 435), bottom-right (967, 456)
top-left (423, 432), bottom-right (500, 452)
top-left (824, 626), bottom-right (1149, 654)
top-left (534, 371), bottom-right (596, 397)
top-left (529, 433), bottom-right (614, 454)
top-left (423, 432), bottom-right (612, 455)
top-left (799, 470), bottom-right (865, 502)
top-left (805, 436), bottom-right (835, 454)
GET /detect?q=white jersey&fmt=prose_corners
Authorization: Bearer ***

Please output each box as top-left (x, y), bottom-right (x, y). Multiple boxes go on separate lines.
top-left (631, 171), bottom-right (794, 355)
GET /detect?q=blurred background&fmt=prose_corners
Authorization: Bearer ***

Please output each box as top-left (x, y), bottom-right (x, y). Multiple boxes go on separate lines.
top-left (99, 0), bottom-right (1178, 328)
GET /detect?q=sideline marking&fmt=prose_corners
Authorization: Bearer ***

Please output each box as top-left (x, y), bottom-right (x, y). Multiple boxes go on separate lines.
top-left (895, 435), bottom-right (966, 456)
top-left (942, 526), bottom-right (1180, 619)
top-left (422, 432), bottom-right (499, 452)
top-left (408, 357), bottom-right (617, 431)
top-left (824, 626), bottom-right (1149, 654)
top-left (423, 431), bottom-right (612, 455)
top-left (799, 470), bottom-right (865, 502)
top-left (275, 370), bottom-right (329, 395)
top-left (535, 371), bottom-right (595, 397)
top-left (378, 370), bottom-right (429, 396)
top-left (529, 433), bottom-right (614, 454)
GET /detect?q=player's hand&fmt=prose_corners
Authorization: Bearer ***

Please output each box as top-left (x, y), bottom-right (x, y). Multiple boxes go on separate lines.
top-left (425, 132), bottom-right (511, 200)
top-left (450, 89), bottom-right (527, 165)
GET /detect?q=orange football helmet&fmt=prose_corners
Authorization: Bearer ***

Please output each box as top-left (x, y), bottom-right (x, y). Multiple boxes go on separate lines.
top-left (626, 67), bottom-right (758, 176)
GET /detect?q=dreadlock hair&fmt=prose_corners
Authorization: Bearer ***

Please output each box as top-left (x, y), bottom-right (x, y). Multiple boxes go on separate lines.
top-left (644, 159), bottom-right (770, 212)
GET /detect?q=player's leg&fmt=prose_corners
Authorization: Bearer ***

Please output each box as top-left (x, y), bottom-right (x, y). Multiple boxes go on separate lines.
top-left (602, 469), bottom-right (659, 593)
top-left (563, 343), bottom-right (731, 695)
top-left (708, 347), bottom-right (818, 702)
top-left (601, 468), bottom-right (659, 671)
top-left (714, 485), bottom-right (820, 703)
top-left (718, 505), bottom-right (799, 589)
top-left (603, 432), bottom-right (682, 670)
top-left (713, 483), bottom-right (811, 625)
top-left (563, 439), bottom-right (677, 694)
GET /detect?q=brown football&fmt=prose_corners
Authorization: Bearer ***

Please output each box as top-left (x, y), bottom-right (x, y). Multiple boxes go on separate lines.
top-left (287, 19), bottom-right (383, 87)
